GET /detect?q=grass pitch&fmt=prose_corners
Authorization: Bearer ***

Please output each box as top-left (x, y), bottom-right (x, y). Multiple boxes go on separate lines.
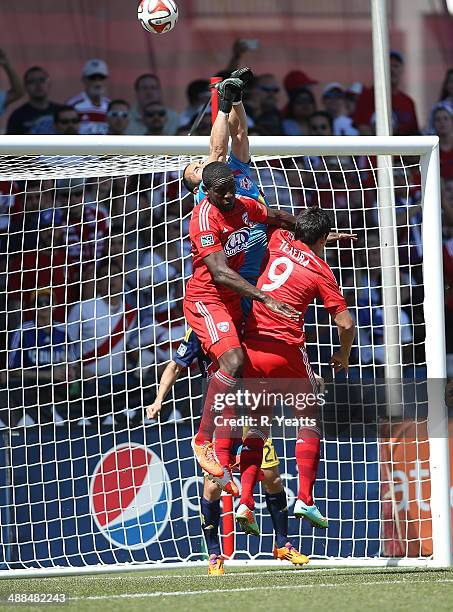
top-left (0, 566), bottom-right (453, 612)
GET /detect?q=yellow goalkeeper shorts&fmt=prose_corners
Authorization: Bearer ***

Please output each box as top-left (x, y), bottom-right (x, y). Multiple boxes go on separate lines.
top-left (261, 438), bottom-right (280, 469)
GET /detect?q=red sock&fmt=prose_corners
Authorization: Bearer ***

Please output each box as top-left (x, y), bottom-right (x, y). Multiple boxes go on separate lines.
top-left (239, 435), bottom-right (265, 509)
top-left (295, 428), bottom-right (321, 506)
top-left (195, 370), bottom-right (237, 445)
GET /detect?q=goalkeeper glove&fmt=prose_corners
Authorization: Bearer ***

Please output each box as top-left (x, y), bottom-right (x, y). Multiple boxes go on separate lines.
top-left (215, 77), bottom-right (244, 114)
top-left (230, 67), bottom-right (254, 103)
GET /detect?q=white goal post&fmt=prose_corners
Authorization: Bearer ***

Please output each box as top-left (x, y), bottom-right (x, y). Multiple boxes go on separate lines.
top-left (0, 135), bottom-right (450, 577)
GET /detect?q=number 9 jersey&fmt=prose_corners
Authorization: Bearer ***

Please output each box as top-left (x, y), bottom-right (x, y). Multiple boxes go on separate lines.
top-left (245, 228), bottom-right (348, 346)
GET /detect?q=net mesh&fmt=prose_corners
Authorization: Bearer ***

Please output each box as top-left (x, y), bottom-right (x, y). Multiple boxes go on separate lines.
top-left (0, 151), bottom-right (436, 570)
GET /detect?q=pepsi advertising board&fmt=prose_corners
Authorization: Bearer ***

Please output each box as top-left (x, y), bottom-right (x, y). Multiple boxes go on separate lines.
top-left (0, 426), bottom-right (380, 568)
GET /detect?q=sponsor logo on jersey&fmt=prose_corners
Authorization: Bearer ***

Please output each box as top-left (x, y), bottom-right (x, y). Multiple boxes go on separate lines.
top-left (176, 343), bottom-right (187, 357)
top-left (90, 443), bottom-right (171, 550)
top-left (240, 176), bottom-right (253, 191)
top-left (224, 228), bottom-right (250, 257)
top-left (217, 322), bottom-right (230, 333)
top-left (200, 234), bottom-right (215, 247)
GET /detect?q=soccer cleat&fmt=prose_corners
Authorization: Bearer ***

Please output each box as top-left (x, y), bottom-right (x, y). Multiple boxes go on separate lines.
top-left (293, 499), bottom-right (328, 529)
top-left (235, 503), bottom-right (260, 536)
top-left (203, 465), bottom-right (240, 497)
top-left (273, 542), bottom-right (309, 566)
top-left (207, 554), bottom-right (225, 576)
top-left (192, 438), bottom-right (223, 478)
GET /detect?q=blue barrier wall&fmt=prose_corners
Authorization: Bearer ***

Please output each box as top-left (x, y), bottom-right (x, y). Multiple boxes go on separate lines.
top-left (0, 425), bottom-right (380, 568)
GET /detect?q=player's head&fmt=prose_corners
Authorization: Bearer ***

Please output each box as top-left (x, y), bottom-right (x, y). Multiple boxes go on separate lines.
top-left (202, 161), bottom-right (236, 211)
top-left (295, 207), bottom-right (332, 253)
top-left (182, 160), bottom-right (209, 194)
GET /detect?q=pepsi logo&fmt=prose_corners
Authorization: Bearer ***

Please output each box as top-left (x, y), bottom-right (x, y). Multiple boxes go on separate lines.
top-left (224, 228), bottom-right (250, 257)
top-left (90, 443), bottom-right (171, 550)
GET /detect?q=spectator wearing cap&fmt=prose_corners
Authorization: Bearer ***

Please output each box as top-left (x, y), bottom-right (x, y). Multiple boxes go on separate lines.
top-left (107, 99), bottom-right (130, 136)
top-left (282, 69), bottom-right (317, 117)
top-left (7, 209), bottom-right (69, 327)
top-left (127, 73), bottom-right (179, 136)
top-left (282, 87), bottom-right (316, 136)
top-left (6, 66), bottom-right (62, 135)
top-left (179, 79), bottom-right (210, 127)
top-left (322, 83), bottom-right (358, 136)
top-left (54, 105), bottom-right (80, 136)
top-left (283, 70), bottom-right (318, 97)
top-left (6, 288), bottom-right (75, 427)
top-left (431, 103), bottom-right (453, 181)
top-left (0, 48), bottom-right (23, 119)
top-left (67, 59), bottom-right (110, 135)
top-left (353, 51), bottom-right (419, 136)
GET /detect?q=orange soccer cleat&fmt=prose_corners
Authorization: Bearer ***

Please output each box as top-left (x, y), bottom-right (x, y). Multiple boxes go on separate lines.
top-left (207, 554), bottom-right (225, 575)
top-left (192, 437), bottom-right (223, 477)
top-left (203, 465), bottom-right (240, 497)
top-left (273, 542), bottom-right (309, 566)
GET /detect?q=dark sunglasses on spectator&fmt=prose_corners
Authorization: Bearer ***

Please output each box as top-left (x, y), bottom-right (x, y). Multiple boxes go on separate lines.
top-left (311, 123), bottom-right (329, 131)
top-left (259, 85), bottom-right (280, 93)
top-left (26, 76), bottom-right (47, 85)
top-left (58, 117), bottom-right (80, 125)
top-left (86, 74), bottom-right (106, 81)
top-left (145, 110), bottom-right (166, 118)
top-left (108, 110), bottom-right (129, 119)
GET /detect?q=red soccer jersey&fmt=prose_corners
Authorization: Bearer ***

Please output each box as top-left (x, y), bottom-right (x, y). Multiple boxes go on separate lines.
top-left (353, 87), bottom-right (419, 136)
top-left (185, 194), bottom-right (268, 303)
top-left (245, 228), bottom-right (348, 345)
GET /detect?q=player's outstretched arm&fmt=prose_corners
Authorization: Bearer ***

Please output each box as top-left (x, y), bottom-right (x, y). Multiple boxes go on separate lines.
top-left (229, 100), bottom-right (249, 163)
top-left (265, 208), bottom-right (297, 230)
top-left (329, 310), bottom-right (355, 374)
top-left (266, 208), bottom-right (357, 241)
top-left (203, 250), bottom-right (300, 320)
top-left (209, 78), bottom-right (244, 163)
top-left (145, 360), bottom-right (183, 419)
top-left (208, 111), bottom-right (230, 164)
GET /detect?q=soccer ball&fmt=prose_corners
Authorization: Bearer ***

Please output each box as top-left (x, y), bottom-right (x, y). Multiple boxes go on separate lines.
top-left (138, 0), bottom-right (178, 34)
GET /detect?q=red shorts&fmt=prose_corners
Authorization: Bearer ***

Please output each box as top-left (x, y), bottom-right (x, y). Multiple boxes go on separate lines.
top-left (183, 298), bottom-right (243, 361)
top-left (242, 337), bottom-right (320, 426)
top-left (242, 337), bottom-right (318, 391)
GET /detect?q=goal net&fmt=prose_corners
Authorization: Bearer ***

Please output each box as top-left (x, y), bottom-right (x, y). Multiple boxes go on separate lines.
top-left (0, 136), bottom-right (450, 576)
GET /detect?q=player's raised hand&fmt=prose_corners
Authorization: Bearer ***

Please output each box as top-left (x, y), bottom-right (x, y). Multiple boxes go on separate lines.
top-left (329, 351), bottom-right (349, 374)
top-left (145, 400), bottom-right (162, 420)
top-left (327, 231), bottom-right (358, 243)
top-left (263, 295), bottom-right (300, 320)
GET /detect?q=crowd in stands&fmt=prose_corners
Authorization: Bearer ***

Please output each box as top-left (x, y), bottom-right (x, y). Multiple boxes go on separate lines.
top-left (0, 40), bottom-right (452, 427)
